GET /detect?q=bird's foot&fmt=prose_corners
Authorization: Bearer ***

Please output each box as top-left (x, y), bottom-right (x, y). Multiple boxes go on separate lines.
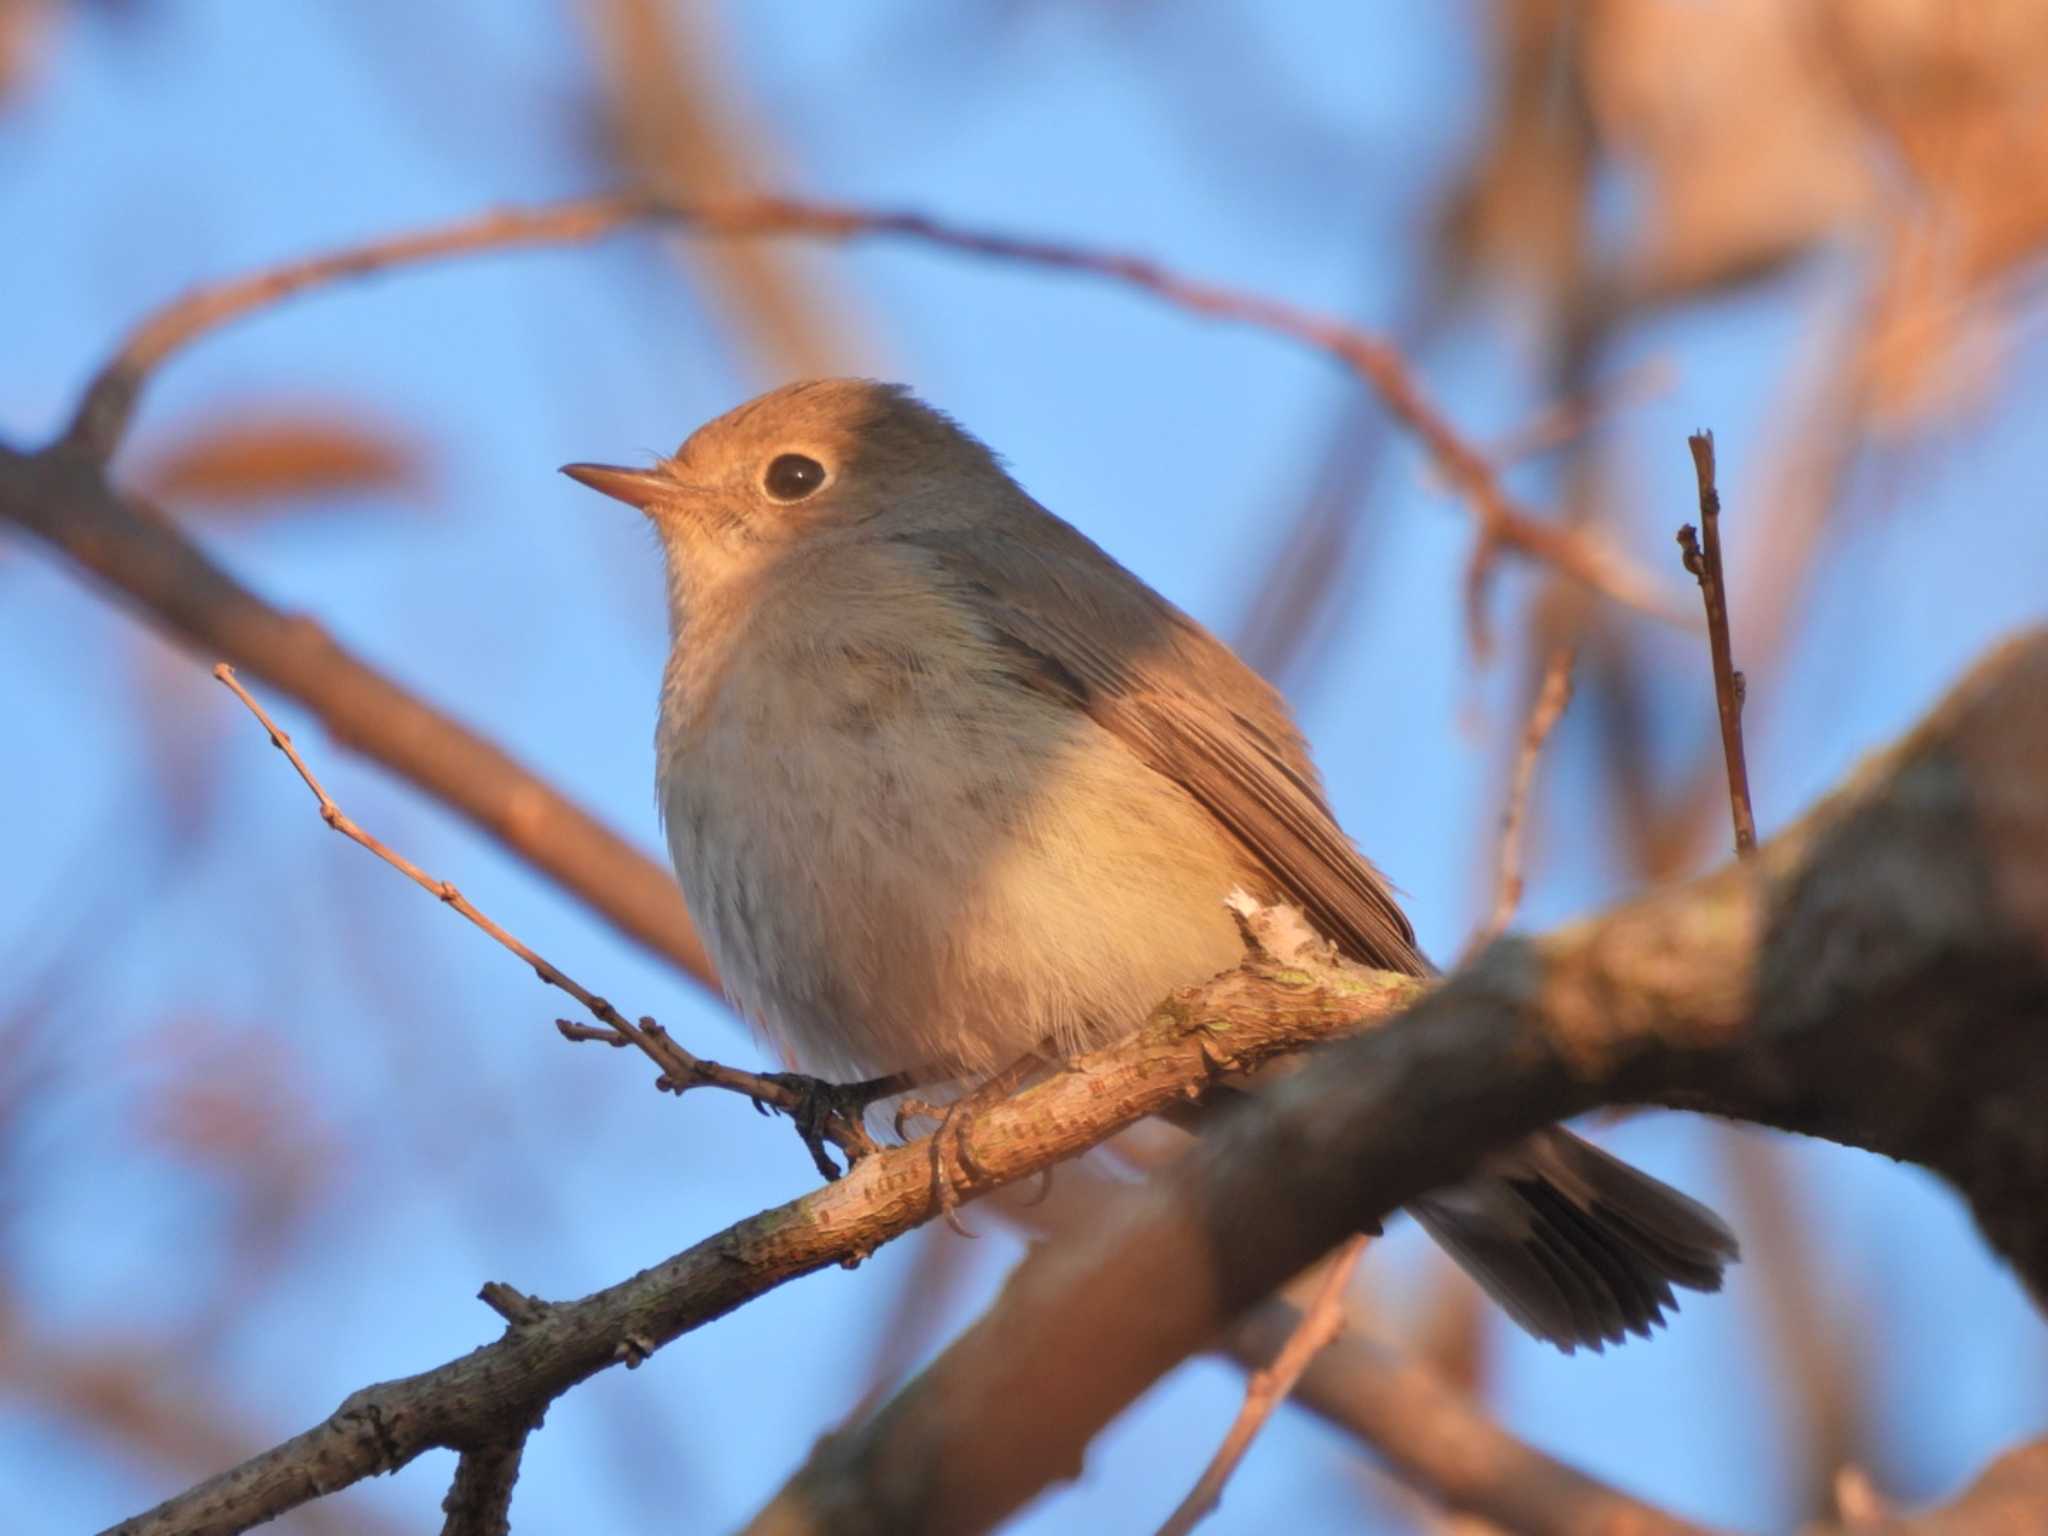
top-left (760, 1069), bottom-right (915, 1181)
top-left (892, 1052), bottom-right (1044, 1235)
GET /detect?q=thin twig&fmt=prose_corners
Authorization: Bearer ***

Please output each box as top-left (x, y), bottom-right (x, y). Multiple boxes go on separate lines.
top-left (1468, 644), bottom-right (1576, 954)
top-left (1155, 1234), bottom-right (1369, 1536)
top-left (1676, 430), bottom-right (1758, 856)
top-left (210, 663), bottom-right (871, 1178)
top-left (56, 193), bottom-right (1682, 625)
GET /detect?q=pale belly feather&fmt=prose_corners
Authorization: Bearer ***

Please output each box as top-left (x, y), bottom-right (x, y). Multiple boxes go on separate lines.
top-left (659, 597), bottom-right (1247, 1082)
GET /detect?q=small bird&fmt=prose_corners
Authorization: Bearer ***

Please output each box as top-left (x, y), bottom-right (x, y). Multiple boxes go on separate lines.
top-left (564, 378), bottom-right (1737, 1351)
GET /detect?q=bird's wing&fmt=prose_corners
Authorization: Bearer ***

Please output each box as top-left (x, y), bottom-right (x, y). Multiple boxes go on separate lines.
top-left (895, 513), bottom-right (1425, 977)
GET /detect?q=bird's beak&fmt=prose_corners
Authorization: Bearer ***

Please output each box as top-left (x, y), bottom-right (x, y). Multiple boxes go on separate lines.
top-left (560, 461), bottom-right (670, 510)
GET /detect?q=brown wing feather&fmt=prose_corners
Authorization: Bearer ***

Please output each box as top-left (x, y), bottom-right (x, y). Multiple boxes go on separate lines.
top-left (896, 513), bottom-right (1426, 978)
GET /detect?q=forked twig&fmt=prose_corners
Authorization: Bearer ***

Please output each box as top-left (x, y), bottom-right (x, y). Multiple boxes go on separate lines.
top-left (210, 663), bottom-right (874, 1177)
top-left (1154, 1234), bottom-right (1370, 1536)
top-left (1676, 431), bottom-right (1758, 856)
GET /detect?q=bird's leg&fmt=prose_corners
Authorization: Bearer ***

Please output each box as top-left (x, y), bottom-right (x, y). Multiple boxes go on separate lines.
top-left (894, 1047), bottom-right (1049, 1233)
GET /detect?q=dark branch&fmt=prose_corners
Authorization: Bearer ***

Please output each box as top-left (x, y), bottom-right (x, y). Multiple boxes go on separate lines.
top-left (438, 1426), bottom-right (535, 1536)
top-left (742, 627), bottom-right (2048, 1535)
top-left (1678, 429), bottom-right (1758, 856)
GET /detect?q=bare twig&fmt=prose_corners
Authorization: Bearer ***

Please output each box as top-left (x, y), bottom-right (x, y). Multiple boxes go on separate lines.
top-left (1723, 1129), bottom-right (1869, 1521)
top-left (1676, 430), bottom-right (1758, 856)
top-left (1155, 1234), bottom-right (1369, 1536)
top-left (210, 664), bottom-right (874, 1178)
top-left (1468, 644), bottom-right (1576, 954)
top-left (52, 192), bottom-right (1680, 624)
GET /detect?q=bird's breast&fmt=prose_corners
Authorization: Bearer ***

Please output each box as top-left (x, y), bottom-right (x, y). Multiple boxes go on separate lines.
top-left (655, 585), bottom-right (1248, 1080)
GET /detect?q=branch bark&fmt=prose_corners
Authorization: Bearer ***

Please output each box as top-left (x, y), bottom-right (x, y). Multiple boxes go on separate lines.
top-left (94, 627), bottom-right (2048, 1535)
top-left (743, 626), bottom-right (2048, 1536)
top-left (53, 192), bottom-right (1679, 630)
top-left (0, 441), bottom-right (718, 985)
top-left (97, 959), bottom-right (1425, 1535)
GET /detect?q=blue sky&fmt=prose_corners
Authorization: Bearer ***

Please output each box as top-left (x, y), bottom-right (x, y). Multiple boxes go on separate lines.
top-left (3, 4), bottom-right (2045, 1532)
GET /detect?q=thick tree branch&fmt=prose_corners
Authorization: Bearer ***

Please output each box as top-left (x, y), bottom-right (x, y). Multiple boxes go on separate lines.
top-left (103, 627), bottom-right (2048, 1536)
top-left (99, 962), bottom-right (1425, 1535)
top-left (0, 442), bottom-right (718, 985)
top-left (743, 627), bottom-right (2048, 1536)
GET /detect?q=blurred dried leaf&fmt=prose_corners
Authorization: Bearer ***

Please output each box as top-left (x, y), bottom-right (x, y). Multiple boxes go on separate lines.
top-left (1822, 0), bottom-right (2048, 423)
top-left (132, 409), bottom-right (425, 512)
top-left (1438, 0), bottom-right (1598, 294)
top-left (137, 1016), bottom-right (338, 1252)
top-left (581, 0), bottom-right (861, 378)
top-left (0, 0), bottom-right (53, 106)
top-left (1412, 1256), bottom-right (1490, 1401)
top-left (1584, 0), bottom-right (1873, 300)
top-left (131, 640), bottom-right (231, 844)
top-left (1835, 1464), bottom-right (1893, 1527)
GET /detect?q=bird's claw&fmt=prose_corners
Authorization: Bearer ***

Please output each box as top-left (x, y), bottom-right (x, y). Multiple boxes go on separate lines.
top-left (761, 1071), bottom-right (887, 1181)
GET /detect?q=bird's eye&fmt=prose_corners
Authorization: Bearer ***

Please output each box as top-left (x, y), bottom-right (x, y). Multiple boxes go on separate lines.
top-left (762, 452), bottom-right (827, 503)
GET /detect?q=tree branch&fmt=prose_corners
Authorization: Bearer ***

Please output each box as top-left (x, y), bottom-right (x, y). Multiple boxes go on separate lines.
top-left (438, 1425), bottom-right (534, 1536)
top-left (741, 626), bottom-right (2048, 1536)
top-left (1221, 1301), bottom-right (1709, 1536)
top-left (1155, 1235), bottom-right (1368, 1536)
top-left (50, 192), bottom-right (1678, 623)
top-left (0, 442), bottom-right (718, 984)
top-left (98, 960), bottom-right (1425, 1535)
top-left (100, 626), bottom-right (2048, 1535)
top-left (1469, 642), bottom-right (1577, 953)
top-left (2, 193), bottom-right (1694, 1002)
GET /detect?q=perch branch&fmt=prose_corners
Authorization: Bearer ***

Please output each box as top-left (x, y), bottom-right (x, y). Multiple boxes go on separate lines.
top-left (211, 664), bottom-right (873, 1178)
top-left (100, 954), bottom-right (1426, 1536)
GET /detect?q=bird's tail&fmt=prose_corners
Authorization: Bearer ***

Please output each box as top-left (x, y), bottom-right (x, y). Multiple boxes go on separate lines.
top-left (1409, 1126), bottom-right (1739, 1353)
